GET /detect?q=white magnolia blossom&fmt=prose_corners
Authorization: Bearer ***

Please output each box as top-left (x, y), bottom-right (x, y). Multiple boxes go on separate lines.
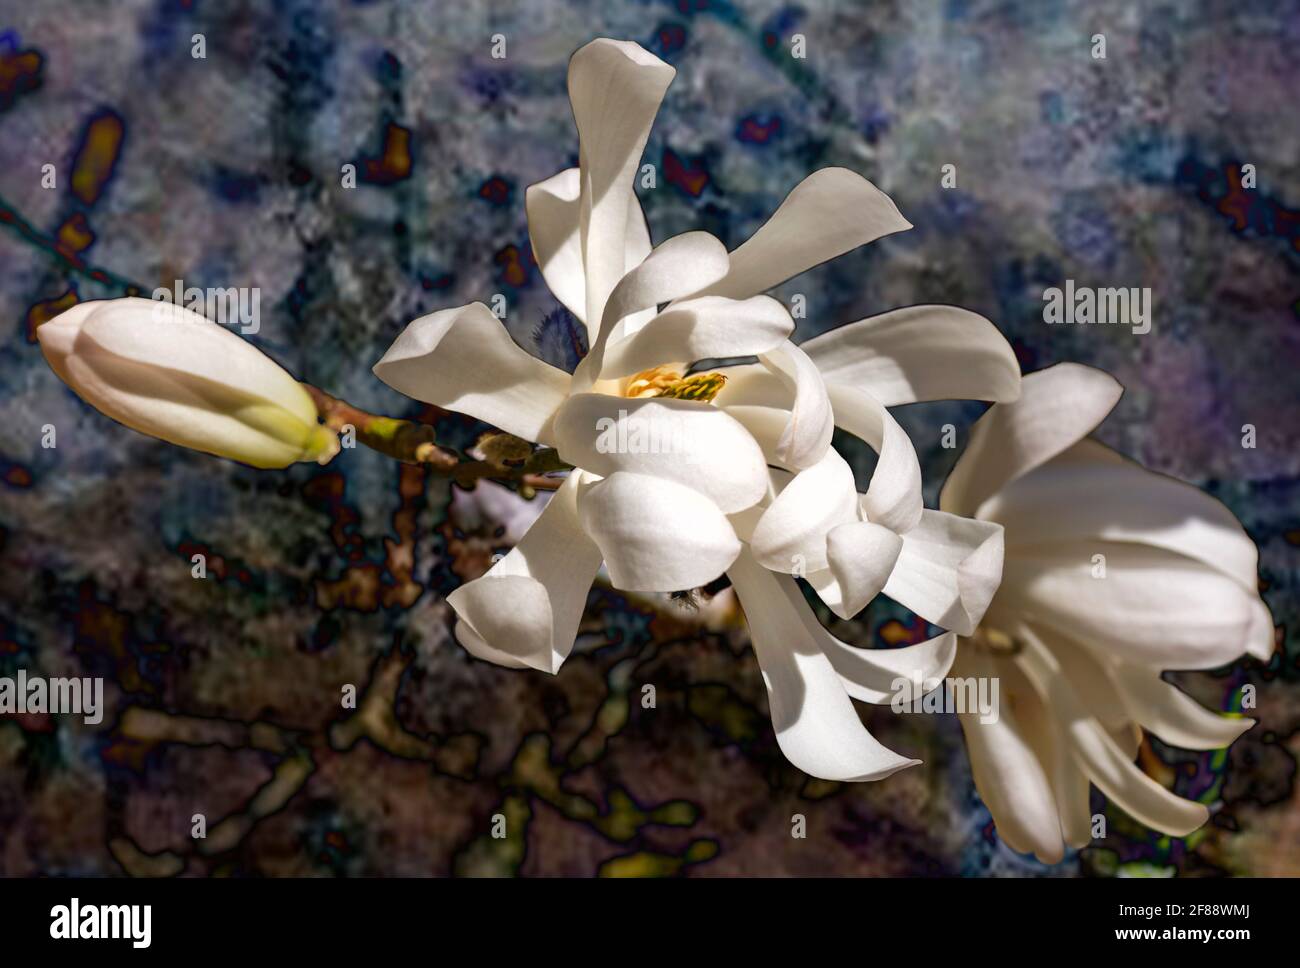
top-left (723, 304), bottom-right (1018, 634)
top-left (24, 34), bottom-right (1262, 824)
top-left (38, 297), bottom-right (338, 469)
top-left (938, 363), bottom-right (1273, 863)
top-left (372, 38), bottom-right (1019, 781)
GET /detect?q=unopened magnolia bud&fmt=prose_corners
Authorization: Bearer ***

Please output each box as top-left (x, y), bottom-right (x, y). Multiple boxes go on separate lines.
top-left (37, 297), bottom-right (338, 469)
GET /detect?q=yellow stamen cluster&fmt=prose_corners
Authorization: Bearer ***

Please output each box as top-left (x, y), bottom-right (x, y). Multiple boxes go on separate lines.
top-left (625, 365), bottom-right (683, 398)
top-left (660, 372), bottom-right (728, 402)
top-left (624, 366), bottom-right (728, 403)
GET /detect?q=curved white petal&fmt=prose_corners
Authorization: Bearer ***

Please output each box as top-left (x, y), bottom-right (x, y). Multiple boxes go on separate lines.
top-left (728, 550), bottom-right (920, 781)
top-left (597, 295), bottom-right (793, 379)
top-left (451, 578), bottom-right (555, 671)
top-left (684, 168), bottom-right (911, 301)
top-left (826, 383), bottom-right (923, 534)
top-left (1073, 717), bottom-right (1209, 836)
top-left (882, 510), bottom-right (1004, 636)
top-left (575, 231), bottom-right (730, 389)
top-left (824, 631), bottom-right (957, 705)
top-left (525, 166), bottom-right (652, 329)
top-left (550, 392), bottom-right (767, 513)
top-left (999, 542), bottom-right (1262, 671)
top-left (803, 305), bottom-right (1021, 407)
top-left (1051, 744), bottom-right (1096, 849)
top-left (805, 567), bottom-right (850, 616)
top-left (940, 363), bottom-right (1122, 517)
top-left (713, 345), bottom-right (834, 472)
top-left (373, 302), bottom-right (570, 442)
top-left (952, 646), bottom-right (1065, 863)
top-left (1113, 664), bottom-right (1255, 750)
top-left (577, 471), bottom-right (740, 591)
top-left (1246, 598), bottom-right (1277, 662)
top-left (1017, 630), bottom-right (1210, 837)
top-left (723, 371), bottom-right (921, 535)
top-left (713, 364), bottom-right (793, 463)
top-left (757, 342), bottom-right (835, 470)
top-left (39, 298), bottom-right (332, 468)
top-left (983, 649), bottom-right (1093, 851)
top-left (1022, 623), bottom-right (1134, 733)
top-left (822, 520), bottom-right (903, 619)
top-left (750, 447), bottom-right (858, 573)
top-left (568, 39), bottom-right (675, 327)
top-left (447, 475), bottom-right (601, 673)
top-left (985, 439), bottom-right (1263, 595)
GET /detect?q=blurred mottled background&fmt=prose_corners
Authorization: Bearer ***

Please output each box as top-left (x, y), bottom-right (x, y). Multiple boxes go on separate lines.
top-left (0, 0), bottom-right (1296, 876)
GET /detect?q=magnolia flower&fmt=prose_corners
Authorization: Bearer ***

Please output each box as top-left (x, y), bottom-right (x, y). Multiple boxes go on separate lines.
top-left (721, 305), bottom-right (1019, 634)
top-left (38, 297), bottom-right (338, 469)
top-left (372, 38), bottom-right (989, 781)
top-left (938, 363), bottom-right (1273, 863)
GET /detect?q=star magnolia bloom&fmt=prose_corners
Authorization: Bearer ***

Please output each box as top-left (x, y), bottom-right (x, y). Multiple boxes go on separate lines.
top-left (938, 363), bottom-right (1274, 863)
top-left (38, 298), bottom-right (338, 469)
top-left (373, 38), bottom-right (986, 781)
top-left (721, 304), bottom-right (1021, 632)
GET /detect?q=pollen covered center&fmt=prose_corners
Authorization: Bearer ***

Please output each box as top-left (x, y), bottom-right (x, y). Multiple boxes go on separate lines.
top-left (624, 365), bottom-right (728, 403)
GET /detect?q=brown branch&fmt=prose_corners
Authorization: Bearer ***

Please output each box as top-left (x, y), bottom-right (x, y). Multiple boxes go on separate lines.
top-left (303, 383), bottom-right (571, 490)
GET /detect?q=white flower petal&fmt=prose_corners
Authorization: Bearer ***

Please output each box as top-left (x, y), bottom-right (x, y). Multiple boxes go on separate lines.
top-left (574, 231), bottom-right (730, 389)
top-left (525, 166), bottom-right (652, 329)
top-left (750, 447), bottom-right (858, 573)
top-left (1017, 630), bottom-right (1210, 837)
top-left (984, 650), bottom-right (1094, 851)
top-left (805, 567), bottom-right (850, 615)
top-left (1000, 542), bottom-right (1262, 671)
top-left (712, 347), bottom-right (833, 471)
top-left (1073, 717), bottom-right (1208, 835)
top-left (985, 439), bottom-right (1263, 596)
top-left (550, 392), bottom-right (767, 513)
top-left (713, 364), bottom-right (791, 456)
top-left (568, 39), bottom-right (675, 327)
top-left (1052, 754), bottom-right (1096, 849)
top-left (684, 168), bottom-right (911, 301)
top-left (597, 295), bottom-right (793, 379)
top-left (951, 646), bottom-right (1065, 863)
top-left (1113, 664), bottom-right (1255, 750)
top-left (1021, 623), bottom-right (1130, 731)
top-left (940, 363), bottom-right (1122, 517)
top-left (1246, 598), bottom-right (1276, 662)
top-left (451, 578), bottom-right (555, 671)
top-left (577, 471), bottom-right (740, 591)
top-left (803, 305), bottom-right (1021, 407)
top-left (822, 520), bottom-right (903, 619)
top-left (823, 631), bottom-right (957, 705)
top-left (372, 302), bottom-right (570, 442)
top-left (825, 383), bottom-right (923, 534)
top-left (447, 475), bottom-right (602, 673)
top-left (38, 297), bottom-right (333, 469)
top-left (757, 342), bottom-right (835, 470)
top-left (882, 510), bottom-right (1004, 636)
top-left (728, 550), bottom-right (920, 781)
